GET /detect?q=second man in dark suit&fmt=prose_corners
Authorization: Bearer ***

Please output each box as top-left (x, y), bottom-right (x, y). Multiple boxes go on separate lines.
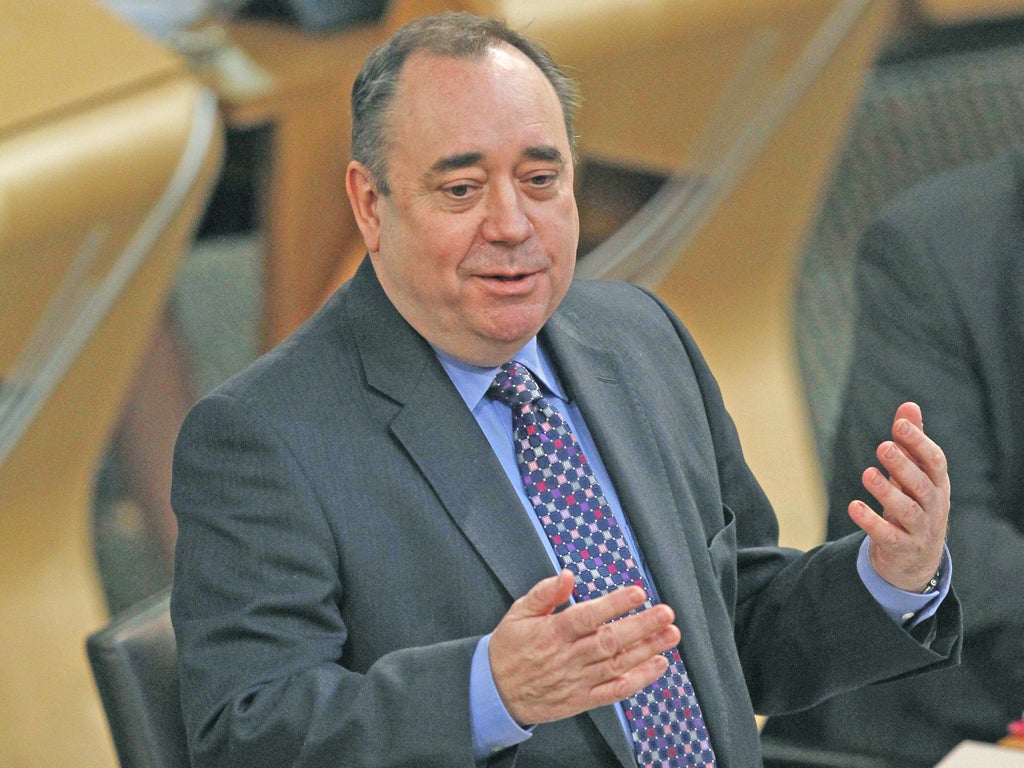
top-left (763, 148), bottom-right (1024, 766)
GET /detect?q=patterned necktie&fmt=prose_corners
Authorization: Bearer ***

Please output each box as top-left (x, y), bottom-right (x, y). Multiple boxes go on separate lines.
top-left (488, 361), bottom-right (717, 768)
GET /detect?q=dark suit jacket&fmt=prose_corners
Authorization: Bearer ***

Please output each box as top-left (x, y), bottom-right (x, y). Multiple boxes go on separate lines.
top-left (171, 259), bottom-right (961, 768)
top-left (763, 148), bottom-right (1024, 765)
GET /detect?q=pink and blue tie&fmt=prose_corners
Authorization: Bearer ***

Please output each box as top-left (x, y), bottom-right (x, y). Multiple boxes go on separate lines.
top-left (488, 361), bottom-right (717, 768)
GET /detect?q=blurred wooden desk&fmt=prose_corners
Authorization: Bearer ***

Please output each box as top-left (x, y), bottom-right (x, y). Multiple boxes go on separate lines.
top-left (220, 20), bottom-right (385, 349)
top-left (935, 741), bottom-right (1024, 766)
top-left (0, 3), bottom-right (223, 767)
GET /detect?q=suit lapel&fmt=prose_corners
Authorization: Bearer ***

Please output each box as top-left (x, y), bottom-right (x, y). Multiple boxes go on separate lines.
top-left (542, 307), bottom-right (713, 644)
top-left (346, 260), bottom-right (555, 602)
top-left (543, 302), bottom-right (727, 764)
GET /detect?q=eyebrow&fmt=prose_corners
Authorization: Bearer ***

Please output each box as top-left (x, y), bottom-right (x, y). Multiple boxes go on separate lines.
top-left (429, 152), bottom-right (484, 174)
top-left (427, 145), bottom-right (565, 176)
top-left (522, 145), bottom-right (565, 164)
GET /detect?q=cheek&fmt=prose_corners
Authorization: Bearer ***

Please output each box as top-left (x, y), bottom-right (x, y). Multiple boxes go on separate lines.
top-left (549, 260), bottom-right (575, 313)
top-left (548, 193), bottom-right (579, 243)
top-left (546, 201), bottom-right (580, 271)
top-left (383, 212), bottom-right (462, 279)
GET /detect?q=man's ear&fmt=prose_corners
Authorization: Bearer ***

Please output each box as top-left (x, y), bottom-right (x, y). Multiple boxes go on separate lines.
top-left (345, 160), bottom-right (382, 254)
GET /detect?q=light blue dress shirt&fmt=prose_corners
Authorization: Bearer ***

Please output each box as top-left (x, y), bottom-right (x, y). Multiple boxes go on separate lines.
top-left (434, 339), bottom-right (950, 762)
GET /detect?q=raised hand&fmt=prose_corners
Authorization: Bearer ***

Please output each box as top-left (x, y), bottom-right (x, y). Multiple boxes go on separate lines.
top-left (488, 570), bottom-right (680, 726)
top-left (848, 402), bottom-right (950, 592)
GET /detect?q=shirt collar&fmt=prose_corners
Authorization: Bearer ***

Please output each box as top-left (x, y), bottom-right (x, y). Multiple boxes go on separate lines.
top-left (434, 338), bottom-right (566, 411)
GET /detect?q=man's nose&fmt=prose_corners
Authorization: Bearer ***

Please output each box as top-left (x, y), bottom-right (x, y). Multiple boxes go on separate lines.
top-left (480, 182), bottom-right (533, 245)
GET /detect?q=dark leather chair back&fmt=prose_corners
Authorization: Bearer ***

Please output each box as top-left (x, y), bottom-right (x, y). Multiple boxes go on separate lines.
top-left (86, 589), bottom-right (190, 768)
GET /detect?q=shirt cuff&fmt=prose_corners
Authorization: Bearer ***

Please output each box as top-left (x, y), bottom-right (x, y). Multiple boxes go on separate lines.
top-left (856, 537), bottom-right (952, 627)
top-left (470, 634), bottom-right (532, 762)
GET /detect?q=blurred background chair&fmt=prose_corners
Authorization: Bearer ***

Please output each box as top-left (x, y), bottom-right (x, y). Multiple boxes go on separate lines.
top-left (0, 1), bottom-right (223, 766)
top-left (796, 0), bottom-right (1024, 472)
top-left (86, 589), bottom-right (187, 768)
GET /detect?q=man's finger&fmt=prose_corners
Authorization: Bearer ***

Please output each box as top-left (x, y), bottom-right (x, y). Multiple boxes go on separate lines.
top-left (894, 401), bottom-right (923, 431)
top-left (890, 417), bottom-right (949, 490)
top-left (885, 403), bottom-right (923, 482)
top-left (510, 573), bottom-right (649, 633)
top-left (589, 622), bottom-right (681, 681)
top-left (507, 569), bottom-right (576, 621)
top-left (559, 585), bottom-right (648, 640)
top-left (873, 444), bottom-right (926, 516)
top-left (848, 498), bottom-right (892, 542)
top-left (588, 653), bottom-right (672, 708)
top-left (571, 602), bottom-right (677, 667)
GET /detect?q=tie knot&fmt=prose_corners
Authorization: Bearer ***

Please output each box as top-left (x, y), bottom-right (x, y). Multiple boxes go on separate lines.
top-left (488, 361), bottom-right (542, 408)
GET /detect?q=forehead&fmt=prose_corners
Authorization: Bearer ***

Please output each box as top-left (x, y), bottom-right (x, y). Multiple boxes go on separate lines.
top-left (386, 45), bottom-right (570, 171)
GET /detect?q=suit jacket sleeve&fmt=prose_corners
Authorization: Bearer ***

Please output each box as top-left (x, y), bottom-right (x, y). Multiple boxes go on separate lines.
top-left (637, 288), bottom-right (962, 717)
top-left (171, 390), bottom-right (479, 768)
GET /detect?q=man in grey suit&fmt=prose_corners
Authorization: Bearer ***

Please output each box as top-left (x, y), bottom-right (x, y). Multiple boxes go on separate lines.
top-left (762, 148), bottom-right (1024, 766)
top-left (170, 12), bottom-right (961, 768)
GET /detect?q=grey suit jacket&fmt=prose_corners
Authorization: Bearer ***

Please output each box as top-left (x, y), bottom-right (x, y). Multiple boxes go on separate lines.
top-left (171, 259), bottom-right (961, 768)
top-left (764, 147), bottom-right (1024, 765)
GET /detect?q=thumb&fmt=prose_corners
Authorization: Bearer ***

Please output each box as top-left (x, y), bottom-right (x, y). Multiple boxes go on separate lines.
top-left (510, 569), bottom-right (575, 620)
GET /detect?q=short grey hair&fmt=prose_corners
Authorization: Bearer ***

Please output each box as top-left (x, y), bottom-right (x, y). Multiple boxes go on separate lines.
top-left (350, 11), bottom-right (581, 195)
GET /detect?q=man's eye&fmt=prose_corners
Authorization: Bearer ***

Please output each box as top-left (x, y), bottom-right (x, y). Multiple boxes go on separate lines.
top-left (446, 184), bottom-right (471, 198)
top-left (528, 174), bottom-right (556, 188)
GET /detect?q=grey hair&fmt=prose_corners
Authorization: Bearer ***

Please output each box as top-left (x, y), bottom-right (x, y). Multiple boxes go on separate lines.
top-left (350, 11), bottom-right (581, 195)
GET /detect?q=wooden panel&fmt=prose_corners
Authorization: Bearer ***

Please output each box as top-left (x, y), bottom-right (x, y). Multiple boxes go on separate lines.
top-left (0, 3), bottom-right (223, 765)
top-left (0, 0), bottom-right (182, 135)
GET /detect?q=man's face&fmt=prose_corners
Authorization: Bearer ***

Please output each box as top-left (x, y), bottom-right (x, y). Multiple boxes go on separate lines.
top-left (347, 44), bottom-right (579, 366)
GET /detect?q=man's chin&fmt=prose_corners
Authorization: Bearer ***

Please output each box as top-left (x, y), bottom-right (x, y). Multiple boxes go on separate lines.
top-left (455, 323), bottom-right (546, 367)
